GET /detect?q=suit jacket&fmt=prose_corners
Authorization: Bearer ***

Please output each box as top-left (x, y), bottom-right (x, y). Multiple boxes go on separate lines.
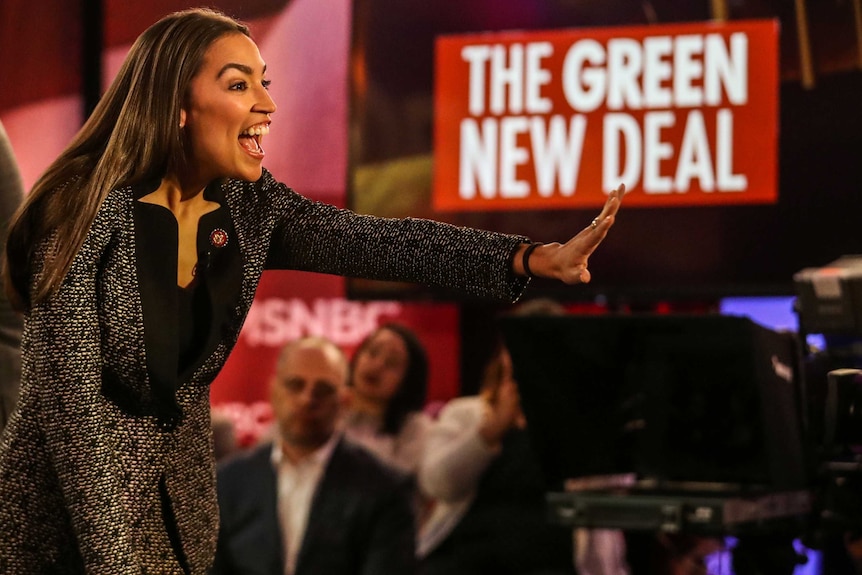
top-left (212, 438), bottom-right (417, 575)
top-left (0, 168), bottom-right (527, 574)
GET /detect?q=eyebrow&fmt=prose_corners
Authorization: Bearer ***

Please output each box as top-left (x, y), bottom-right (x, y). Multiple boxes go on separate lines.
top-left (216, 62), bottom-right (267, 78)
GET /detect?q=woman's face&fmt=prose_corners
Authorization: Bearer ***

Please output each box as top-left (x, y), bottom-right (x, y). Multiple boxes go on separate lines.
top-left (182, 32), bottom-right (276, 184)
top-left (351, 328), bottom-right (410, 405)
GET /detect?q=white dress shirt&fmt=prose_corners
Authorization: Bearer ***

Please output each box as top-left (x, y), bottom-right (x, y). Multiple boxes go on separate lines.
top-left (270, 432), bottom-right (339, 575)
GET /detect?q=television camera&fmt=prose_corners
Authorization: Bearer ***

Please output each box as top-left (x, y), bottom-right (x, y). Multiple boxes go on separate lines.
top-left (497, 256), bottom-right (862, 574)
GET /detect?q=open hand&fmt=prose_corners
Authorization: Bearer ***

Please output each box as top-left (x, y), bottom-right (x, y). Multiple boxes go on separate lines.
top-left (515, 183), bottom-right (625, 284)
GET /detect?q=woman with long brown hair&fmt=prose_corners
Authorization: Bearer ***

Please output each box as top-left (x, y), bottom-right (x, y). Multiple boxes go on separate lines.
top-left (0, 8), bottom-right (623, 573)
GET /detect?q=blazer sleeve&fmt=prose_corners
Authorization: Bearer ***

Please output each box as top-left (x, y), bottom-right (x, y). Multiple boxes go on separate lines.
top-left (25, 192), bottom-right (137, 571)
top-left (260, 173), bottom-right (530, 303)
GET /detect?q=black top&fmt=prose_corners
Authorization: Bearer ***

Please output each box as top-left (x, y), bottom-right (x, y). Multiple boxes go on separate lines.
top-left (132, 180), bottom-right (242, 428)
top-left (177, 282), bottom-right (209, 375)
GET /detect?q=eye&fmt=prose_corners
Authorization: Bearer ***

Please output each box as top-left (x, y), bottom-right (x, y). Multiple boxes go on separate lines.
top-left (262, 79), bottom-right (272, 90)
top-left (311, 381), bottom-right (337, 399)
top-left (229, 81), bottom-right (248, 91)
top-left (282, 377), bottom-right (305, 393)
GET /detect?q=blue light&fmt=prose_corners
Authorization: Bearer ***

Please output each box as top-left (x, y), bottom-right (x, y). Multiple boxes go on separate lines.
top-left (719, 295), bottom-right (826, 351)
top-left (704, 536), bottom-right (821, 575)
top-left (709, 297), bottom-right (825, 573)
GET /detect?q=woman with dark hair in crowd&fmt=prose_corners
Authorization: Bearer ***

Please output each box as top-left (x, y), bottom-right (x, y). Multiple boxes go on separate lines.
top-left (0, 7), bottom-right (623, 573)
top-left (344, 323), bottom-right (431, 477)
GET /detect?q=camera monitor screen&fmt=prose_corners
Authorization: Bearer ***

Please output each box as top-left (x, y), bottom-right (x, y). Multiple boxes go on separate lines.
top-left (500, 313), bottom-right (809, 492)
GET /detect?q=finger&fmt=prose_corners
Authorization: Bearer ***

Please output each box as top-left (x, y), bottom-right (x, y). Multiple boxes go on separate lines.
top-left (573, 215), bottom-right (615, 263)
top-left (584, 184), bottom-right (623, 239)
top-left (593, 184), bottom-right (624, 225)
top-left (608, 182), bottom-right (625, 203)
top-left (582, 211), bottom-right (615, 245)
top-left (586, 204), bottom-right (614, 235)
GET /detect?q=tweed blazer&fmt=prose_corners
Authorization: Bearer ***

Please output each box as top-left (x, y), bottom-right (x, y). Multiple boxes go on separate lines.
top-left (0, 168), bottom-right (528, 574)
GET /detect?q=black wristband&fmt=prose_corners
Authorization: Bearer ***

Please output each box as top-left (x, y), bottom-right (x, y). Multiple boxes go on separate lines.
top-left (522, 242), bottom-right (542, 279)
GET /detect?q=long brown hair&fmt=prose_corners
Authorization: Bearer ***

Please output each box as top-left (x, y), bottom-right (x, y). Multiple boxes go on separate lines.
top-left (1, 8), bottom-right (250, 310)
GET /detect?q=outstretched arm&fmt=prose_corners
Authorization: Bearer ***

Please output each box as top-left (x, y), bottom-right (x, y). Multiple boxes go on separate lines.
top-left (512, 183), bottom-right (625, 284)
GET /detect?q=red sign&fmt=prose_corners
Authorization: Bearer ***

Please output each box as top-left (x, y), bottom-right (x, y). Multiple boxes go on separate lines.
top-left (211, 270), bottom-right (461, 407)
top-left (433, 20), bottom-right (779, 210)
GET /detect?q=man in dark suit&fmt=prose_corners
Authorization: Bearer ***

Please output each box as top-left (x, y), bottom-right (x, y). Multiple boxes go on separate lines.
top-left (211, 335), bottom-right (417, 575)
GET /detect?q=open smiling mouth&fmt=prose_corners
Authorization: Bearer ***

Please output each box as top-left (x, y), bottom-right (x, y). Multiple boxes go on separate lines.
top-left (239, 122), bottom-right (270, 157)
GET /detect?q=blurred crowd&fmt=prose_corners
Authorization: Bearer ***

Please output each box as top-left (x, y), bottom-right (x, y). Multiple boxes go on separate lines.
top-left (209, 299), bottom-right (723, 575)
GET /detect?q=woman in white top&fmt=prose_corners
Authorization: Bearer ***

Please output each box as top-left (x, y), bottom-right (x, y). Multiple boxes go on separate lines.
top-left (418, 344), bottom-right (576, 574)
top-left (343, 323), bottom-right (432, 477)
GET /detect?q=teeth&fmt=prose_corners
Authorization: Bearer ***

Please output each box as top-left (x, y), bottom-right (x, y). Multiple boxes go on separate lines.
top-left (241, 124), bottom-right (270, 137)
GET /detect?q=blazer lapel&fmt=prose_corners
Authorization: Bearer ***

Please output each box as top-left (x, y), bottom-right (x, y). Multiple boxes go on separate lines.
top-left (252, 445), bottom-right (283, 572)
top-left (180, 183), bottom-right (243, 382)
top-left (187, 179), bottom-right (263, 383)
top-left (131, 181), bottom-right (245, 416)
top-left (295, 439), bottom-right (357, 572)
